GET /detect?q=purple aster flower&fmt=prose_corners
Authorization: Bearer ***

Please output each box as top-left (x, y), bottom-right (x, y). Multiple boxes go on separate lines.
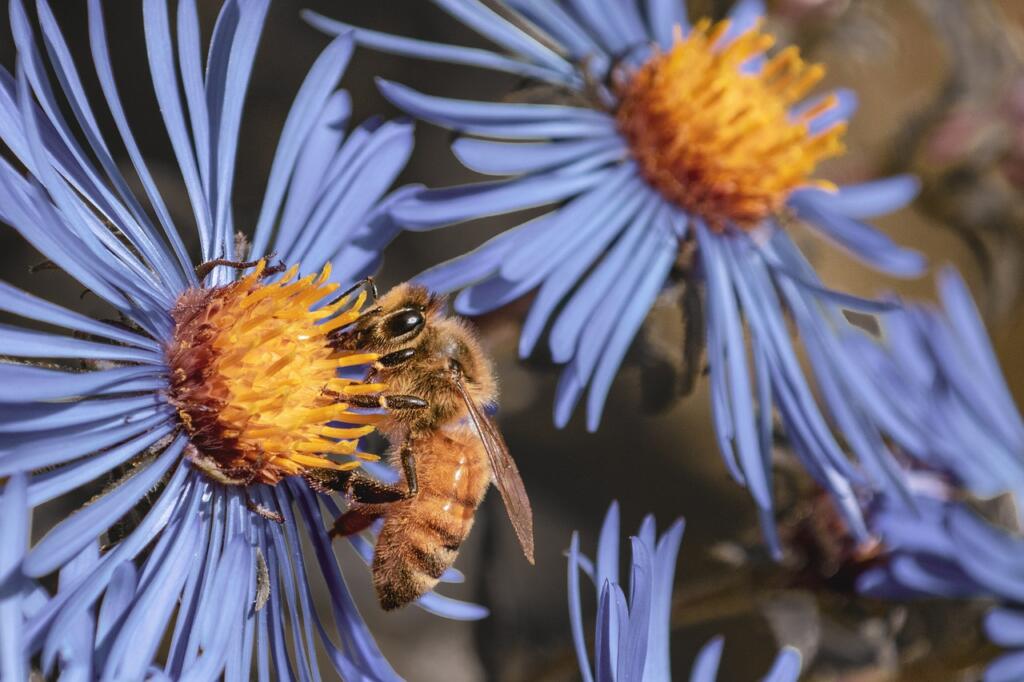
top-left (844, 271), bottom-right (1024, 682)
top-left (857, 483), bottom-right (1024, 682)
top-left (568, 502), bottom-right (802, 681)
top-left (0, 0), bottom-right (479, 678)
top-left (305, 0), bottom-right (924, 546)
top-left (841, 267), bottom-right (1024, 502)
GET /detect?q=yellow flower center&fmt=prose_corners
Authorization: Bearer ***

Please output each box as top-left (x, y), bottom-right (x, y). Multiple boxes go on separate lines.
top-left (616, 18), bottom-right (846, 229)
top-left (167, 260), bottom-right (382, 485)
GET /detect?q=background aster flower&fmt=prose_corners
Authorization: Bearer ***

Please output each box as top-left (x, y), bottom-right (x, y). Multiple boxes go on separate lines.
top-left (856, 486), bottom-right (1024, 682)
top-left (567, 501), bottom-right (802, 681)
top-left (842, 267), bottom-right (1024, 504)
top-left (0, 0), bottom-right (478, 678)
top-left (837, 270), bottom-right (1024, 682)
top-left (306, 0), bottom-right (926, 547)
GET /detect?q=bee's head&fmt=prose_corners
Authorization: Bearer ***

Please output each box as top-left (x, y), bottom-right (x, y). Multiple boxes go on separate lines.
top-left (330, 283), bottom-right (444, 354)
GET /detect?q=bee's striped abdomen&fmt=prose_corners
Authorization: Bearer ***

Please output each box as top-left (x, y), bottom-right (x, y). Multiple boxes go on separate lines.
top-left (372, 429), bottom-right (490, 611)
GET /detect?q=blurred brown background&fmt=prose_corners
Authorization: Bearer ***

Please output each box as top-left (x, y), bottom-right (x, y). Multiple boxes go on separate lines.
top-left (1, 1), bottom-right (1023, 680)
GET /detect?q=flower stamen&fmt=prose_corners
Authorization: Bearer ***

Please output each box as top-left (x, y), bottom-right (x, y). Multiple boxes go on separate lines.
top-left (616, 19), bottom-right (847, 229)
top-left (167, 260), bottom-right (380, 485)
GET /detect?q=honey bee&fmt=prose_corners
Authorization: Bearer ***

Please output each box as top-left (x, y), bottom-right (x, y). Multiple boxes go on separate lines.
top-left (308, 282), bottom-right (535, 610)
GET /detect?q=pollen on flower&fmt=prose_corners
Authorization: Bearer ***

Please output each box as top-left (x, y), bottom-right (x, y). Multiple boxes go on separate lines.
top-left (167, 260), bottom-right (381, 485)
top-left (616, 18), bottom-right (847, 229)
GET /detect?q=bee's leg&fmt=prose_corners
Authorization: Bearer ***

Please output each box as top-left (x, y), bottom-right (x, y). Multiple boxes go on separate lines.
top-left (315, 445), bottom-right (419, 539)
top-left (330, 508), bottom-right (381, 538)
top-left (344, 393), bottom-right (428, 411)
top-left (375, 347), bottom-right (417, 369)
top-left (347, 445), bottom-right (418, 503)
top-left (308, 446), bottom-right (418, 505)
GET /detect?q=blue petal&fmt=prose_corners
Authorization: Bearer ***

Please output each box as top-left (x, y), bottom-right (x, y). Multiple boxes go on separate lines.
top-left (568, 532), bottom-right (595, 682)
top-left (502, 162), bottom-right (639, 282)
top-left (647, 0), bottom-right (690, 47)
top-left (29, 462), bottom-right (193, 658)
top-left (26, 422), bottom-right (175, 507)
top-left (206, 0), bottom-right (271, 264)
top-left (101, 513), bottom-right (199, 680)
top-left (700, 226), bottom-right (772, 509)
top-left (415, 227), bottom-right (521, 294)
top-left (594, 582), bottom-right (619, 681)
top-left (0, 410), bottom-right (173, 476)
top-left (690, 636), bottom-right (724, 682)
top-left (181, 536), bottom-right (253, 680)
top-left (561, 0), bottom-right (638, 55)
top-left (889, 555), bottom-right (979, 598)
top-left (392, 164), bottom-right (616, 230)
top-left (86, 0), bottom-right (194, 284)
top-left (0, 394), bottom-right (164, 433)
top-left (789, 193), bottom-right (926, 277)
top-left (285, 119), bottom-right (414, 267)
top-left (176, 0), bottom-right (210, 199)
top-left (141, 0), bottom-right (214, 259)
top-left (596, 501), bottom-right (621, 595)
top-left (618, 538), bottom-right (652, 681)
top-left (0, 280), bottom-right (160, 351)
top-left (23, 435), bottom-right (186, 578)
top-left (804, 88), bottom-right (858, 135)
top-left (986, 608), bottom-right (1024, 648)
top-left (647, 519), bottom-right (685, 680)
top-left (11, 64), bottom-right (173, 317)
top-left (519, 180), bottom-right (655, 355)
top-left (429, 0), bottom-right (575, 75)
top-left (164, 490), bottom-right (222, 676)
top-left (754, 243), bottom-right (902, 313)
top-left (33, 0), bottom-right (189, 291)
top-left (987, 650), bottom-right (1024, 682)
top-left (288, 482), bottom-right (402, 678)
top-left (938, 267), bottom-right (1024, 441)
top-left (250, 35), bottom-right (355, 259)
top-left (790, 175), bottom-right (920, 219)
top-left (378, 78), bottom-right (616, 139)
top-left (548, 199), bottom-right (663, 363)
top-left (0, 363), bottom-right (164, 402)
top-left (0, 473), bottom-right (28, 586)
top-left (452, 136), bottom-right (626, 176)
top-left (564, 0), bottom-right (646, 55)
top-left (726, 0), bottom-right (766, 40)
top-left (550, 217), bottom-right (669, 429)
top-left (0, 158), bottom-right (131, 312)
top-left (303, 10), bottom-right (571, 85)
top-left (9, 1), bottom-right (176, 297)
top-left (586, 229), bottom-right (676, 431)
top-left (949, 507), bottom-right (1024, 602)
top-left (0, 474), bottom-right (29, 682)
top-left (761, 646), bottom-right (802, 682)
top-left (271, 91), bottom-right (353, 254)
top-left (95, 562), bottom-right (138, 653)
top-left (504, 0), bottom-right (608, 62)
top-left (414, 592), bottom-right (490, 620)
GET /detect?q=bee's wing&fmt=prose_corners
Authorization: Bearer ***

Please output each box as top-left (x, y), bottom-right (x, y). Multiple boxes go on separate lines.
top-left (454, 375), bottom-right (535, 564)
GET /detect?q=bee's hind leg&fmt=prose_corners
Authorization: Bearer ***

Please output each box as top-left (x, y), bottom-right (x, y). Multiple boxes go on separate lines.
top-left (330, 508), bottom-right (381, 538)
top-left (344, 445), bottom-right (418, 504)
top-left (308, 446), bottom-right (419, 538)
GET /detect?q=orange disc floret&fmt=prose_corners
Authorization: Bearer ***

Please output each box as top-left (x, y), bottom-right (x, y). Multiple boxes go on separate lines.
top-left (167, 260), bottom-right (381, 485)
top-left (616, 18), bottom-right (847, 229)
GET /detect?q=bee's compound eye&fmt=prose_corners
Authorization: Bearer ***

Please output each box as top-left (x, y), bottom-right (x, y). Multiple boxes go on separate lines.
top-left (384, 309), bottom-right (425, 338)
